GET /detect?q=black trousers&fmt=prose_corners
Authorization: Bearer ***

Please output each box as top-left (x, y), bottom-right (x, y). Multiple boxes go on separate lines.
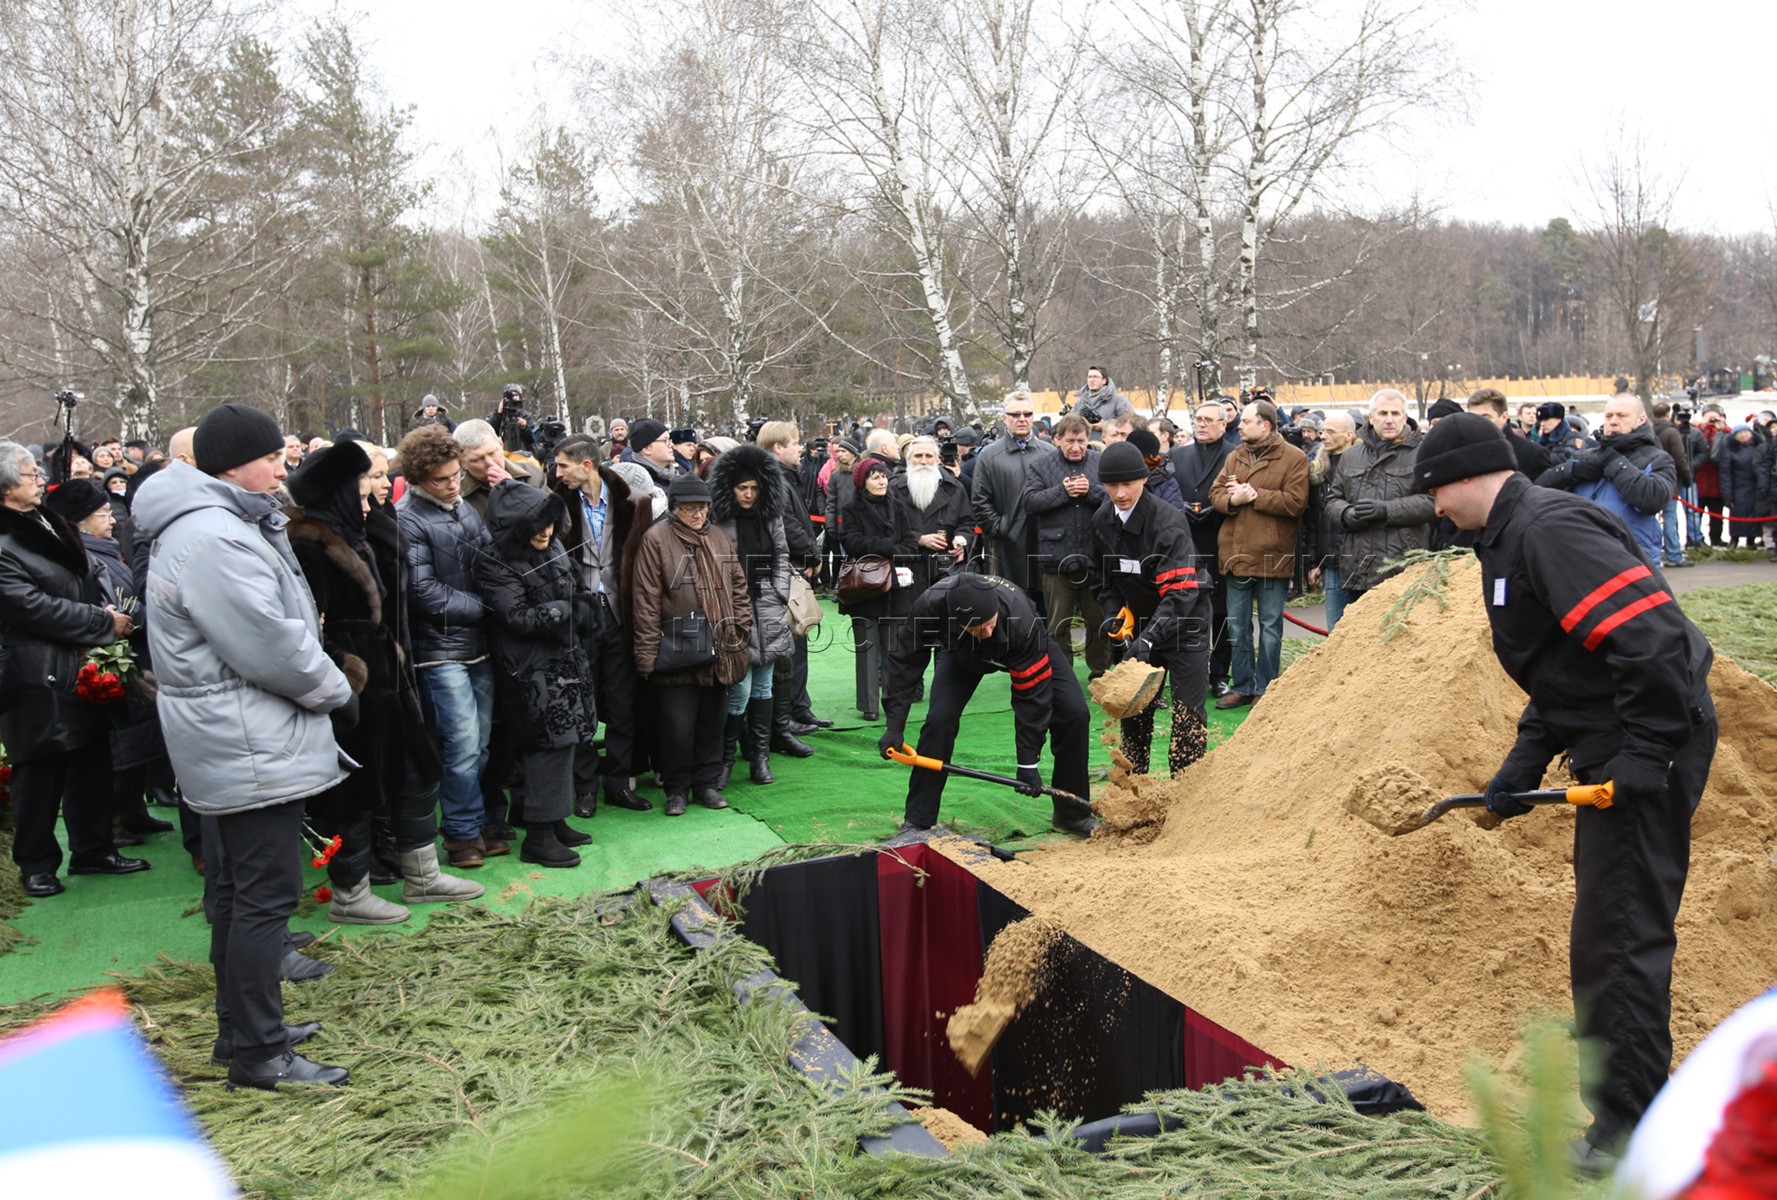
top-left (1570, 695), bottom-right (1717, 1148)
top-left (904, 640), bottom-right (1090, 829)
top-left (1206, 573), bottom-right (1232, 690)
top-left (778, 633), bottom-right (816, 720)
top-left (1119, 620), bottom-right (1211, 777)
top-left (209, 799), bottom-right (306, 1062)
top-left (576, 600), bottom-right (640, 792)
top-left (653, 684), bottom-right (728, 792)
top-left (9, 739), bottom-right (115, 876)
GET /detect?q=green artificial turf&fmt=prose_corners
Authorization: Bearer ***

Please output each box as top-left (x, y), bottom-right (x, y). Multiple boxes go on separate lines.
top-left (0, 597), bottom-right (1249, 1004)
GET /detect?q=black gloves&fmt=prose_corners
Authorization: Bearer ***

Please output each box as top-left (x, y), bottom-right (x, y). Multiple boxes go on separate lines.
top-left (331, 691), bottom-right (360, 735)
top-left (1341, 499), bottom-right (1384, 529)
top-left (1128, 637), bottom-right (1155, 664)
top-left (879, 729), bottom-right (906, 760)
top-left (1483, 773), bottom-right (1533, 819)
top-left (573, 592), bottom-right (598, 637)
top-left (1015, 766), bottom-right (1044, 796)
top-left (1604, 755), bottom-right (1668, 808)
top-left (1570, 453), bottom-right (1605, 483)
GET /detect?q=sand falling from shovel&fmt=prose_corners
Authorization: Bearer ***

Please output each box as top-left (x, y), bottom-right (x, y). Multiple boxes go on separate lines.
top-left (946, 917), bottom-right (1063, 1076)
top-left (1343, 764), bottom-right (1504, 836)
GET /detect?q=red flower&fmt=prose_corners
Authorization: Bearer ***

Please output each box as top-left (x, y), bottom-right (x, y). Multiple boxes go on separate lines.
top-left (0, 766), bottom-right (11, 784)
top-left (314, 887), bottom-right (332, 903)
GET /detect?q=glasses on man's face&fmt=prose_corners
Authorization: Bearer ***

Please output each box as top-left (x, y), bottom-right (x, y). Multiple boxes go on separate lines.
top-left (1005, 411), bottom-right (1034, 419)
top-left (423, 471), bottom-right (458, 487)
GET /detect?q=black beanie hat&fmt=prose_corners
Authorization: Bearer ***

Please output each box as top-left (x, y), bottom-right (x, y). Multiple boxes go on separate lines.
top-left (195, 403), bottom-right (284, 476)
top-left (1427, 397), bottom-right (1464, 421)
top-left (666, 474), bottom-right (712, 506)
top-left (1098, 440), bottom-right (1148, 484)
top-left (1127, 429), bottom-right (1162, 460)
top-left (629, 419), bottom-right (669, 451)
top-left (44, 477), bottom-right (110, 524)
top-left (1413, 413), bottom-right (1518, 492)
top-left (942, 573), bottom-right (1002, 629)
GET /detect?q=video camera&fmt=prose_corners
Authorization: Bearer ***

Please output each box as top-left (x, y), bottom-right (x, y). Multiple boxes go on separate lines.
top-left (499, 383), bottom-right (524, 415)
top-left (938, 433), bottom-right (958, 465)
top-left (1673, 405), bottom-right (1692, 427)
top-left (533, 416), bottom-right (568, 457)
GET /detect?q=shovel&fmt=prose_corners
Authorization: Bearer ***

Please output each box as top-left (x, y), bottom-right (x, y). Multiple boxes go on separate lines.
top-left (1088, 660), bottom-right (1168, 720)
top-left (1394, 781), bottom-right (1615, 836)
top-left (883, 744), bottom-right (1096, 819)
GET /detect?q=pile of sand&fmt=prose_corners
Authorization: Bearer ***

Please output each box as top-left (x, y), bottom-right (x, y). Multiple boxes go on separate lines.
top-left (910, 1105), bottom-right (990, 1149)
top-left (960, 557), bottom-right (1777, 1119)
top-left (945, 917), bottom-right (1062, 1075)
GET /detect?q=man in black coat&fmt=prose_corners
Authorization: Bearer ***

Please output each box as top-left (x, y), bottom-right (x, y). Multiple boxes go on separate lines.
top-left (1022, 414), bottom-right (1109, 677)
top-left (878, 574), bottom-right (1093, 835)
top-left (1416, 414), bottom-right (1716, 1175)
top-left (1169, 403), bottom-right (1234, 693)
top-left (891, 434), bottom-right (973, 602)
top-left (0, 441), bottom-right (145, 896)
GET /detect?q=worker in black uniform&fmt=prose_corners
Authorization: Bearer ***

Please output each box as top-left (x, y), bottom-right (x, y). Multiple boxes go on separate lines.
top-left (1091, 440), bottom-right (1213, 776)
top-left (877, 573), bottom-right (1095, 836)
top-left (1413, 413), bottom-right (1717, 1175)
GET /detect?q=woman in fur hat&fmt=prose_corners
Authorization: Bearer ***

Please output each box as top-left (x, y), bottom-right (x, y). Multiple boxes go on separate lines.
top-left (708, 444), bottom-right (798, 787)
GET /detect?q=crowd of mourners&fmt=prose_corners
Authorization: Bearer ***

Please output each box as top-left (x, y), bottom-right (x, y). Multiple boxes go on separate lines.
top-left (0, 370), bottom-right (1772, 1089)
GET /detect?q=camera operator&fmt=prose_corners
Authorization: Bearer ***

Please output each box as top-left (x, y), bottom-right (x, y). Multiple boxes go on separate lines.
top-left (488, 384), bottom-right (535, 453)
top-left (1649, 400), bottom-right (1695, 568)
top-left (1070, 366), bottom-right (1132, 427)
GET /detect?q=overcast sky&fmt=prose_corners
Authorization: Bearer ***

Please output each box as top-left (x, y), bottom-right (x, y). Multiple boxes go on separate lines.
top-left (303, 0), bottom-right (1777, 236)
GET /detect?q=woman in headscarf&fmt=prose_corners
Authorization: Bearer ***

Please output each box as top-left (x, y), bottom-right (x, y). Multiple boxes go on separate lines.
top-left (838, 457), bottom-right (913, 721)
top-left (474, 482), bottom-right (597, 868)
top-left (709, 444), bottom-right (796, 787)
top-left (43, 478), bottom-right (174, 848)
top-left (628, 475), bottom-right (751, 816)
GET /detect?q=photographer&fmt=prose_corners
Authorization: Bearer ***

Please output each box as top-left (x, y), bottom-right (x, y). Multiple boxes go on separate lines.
top-left (1071, 366), bottom-right (1132, 427)
top-left (488, 384), bottom-right (535, 453)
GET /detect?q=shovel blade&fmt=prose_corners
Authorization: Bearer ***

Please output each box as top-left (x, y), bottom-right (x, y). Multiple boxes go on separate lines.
top-left (1093, 662), bottom-right (1167, 719)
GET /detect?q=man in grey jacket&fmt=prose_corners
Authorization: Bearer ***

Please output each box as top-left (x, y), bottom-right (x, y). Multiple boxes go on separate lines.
top-left (1323, 389), bottom-right (1437, 605)
top-left (134, 404), bottom-right (356, 1091)
top-left (972, 390), bottom-right (1054, 591)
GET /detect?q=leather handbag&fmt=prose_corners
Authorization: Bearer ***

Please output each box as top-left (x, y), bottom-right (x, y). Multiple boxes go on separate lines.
top-left (654, 609), bottom-right (716, 673)
top-left (787, 573), bottom-right (823, 636)
top-left (835, 554), bottom-right (893, 604)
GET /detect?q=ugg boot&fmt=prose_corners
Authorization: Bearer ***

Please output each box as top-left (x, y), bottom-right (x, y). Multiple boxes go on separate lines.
top-left (520, 825), bottom-right (581, 868)
top-left (398, 844), bottom-right (484, 904)
top-left (745, 698), bottom-right (776, 784)
top-left (717, 712), bottom-right (745, 790)
top-left (770, 693), bottom-right (815, 757)
top-left (328, 877), bottom-right (412, 925)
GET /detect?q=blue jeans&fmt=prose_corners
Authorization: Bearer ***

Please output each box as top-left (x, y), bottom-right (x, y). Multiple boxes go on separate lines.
top-left (1661, 496), bottom-right (1685, 565)
top-left (1683, 485), bottom-right (1701, 544)
top-left (726, 661), bottom-right (776, 713)
top-left (1226, 575), bottom-right (1287, 697)
top-left (416, 660), bottom-right (495, 841)
top-left (1322, 564), bottom-right (1349, 632)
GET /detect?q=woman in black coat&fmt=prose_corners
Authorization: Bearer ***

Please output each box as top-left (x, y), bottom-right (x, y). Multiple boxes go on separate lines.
top-left (474, 482), bottom-right (595, 868)
top-left (44, 479), bottom-right (174, 848)
top-left (838, 458), bottom-right (913, 721)
top-left (0, 442), bottom-right (145, 897)
top-left (1718, 425), bottom-right (1764, 548)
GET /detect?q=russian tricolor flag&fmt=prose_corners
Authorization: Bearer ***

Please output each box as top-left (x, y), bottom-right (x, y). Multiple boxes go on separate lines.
top-left (0, 990), bottom-right (234, 1197)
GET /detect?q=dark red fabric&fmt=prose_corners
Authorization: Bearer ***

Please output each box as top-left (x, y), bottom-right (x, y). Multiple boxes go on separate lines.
top-left (1183, 1006), bottom-right (1286, 1090)
top-left (876, 844), bottom-right (994, 1131)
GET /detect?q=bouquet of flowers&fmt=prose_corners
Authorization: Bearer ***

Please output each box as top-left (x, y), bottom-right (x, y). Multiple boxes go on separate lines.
top-left (75, 641), bottom-right (135, 705)
top-left (303, 822), bottom-right (343, 904)
top-left (0, 743), bottom-right (12, 822)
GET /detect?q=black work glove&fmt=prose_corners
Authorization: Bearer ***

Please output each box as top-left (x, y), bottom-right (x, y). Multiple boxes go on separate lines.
top-left (1351, 498), bottom-right (1386, 524)
top-left (879, 729), bottom-right (906, 760)
top-left (1483, 773), bottom-right (1534, 819)
top-left (331, 691), bottom-right (360, 735)
top-left (1128, 636), bottom-right (1155, 664)
top-left (1015, 766), bottom-right (1044, 796)
top-left (1604, 754), bottom-right (1668, 809)
top-left (1569, 453), bottom-right (1605, 483)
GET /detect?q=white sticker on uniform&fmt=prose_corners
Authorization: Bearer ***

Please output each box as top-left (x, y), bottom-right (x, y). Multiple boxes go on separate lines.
top-left (1119, 558), bottom-right (1142, 574)
top-left (1493, 577), bottom-right (1507, 606)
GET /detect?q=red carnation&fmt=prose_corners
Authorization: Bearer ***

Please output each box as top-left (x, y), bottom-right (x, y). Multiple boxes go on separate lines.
top-left (314, 887), bottom-right (332, 903)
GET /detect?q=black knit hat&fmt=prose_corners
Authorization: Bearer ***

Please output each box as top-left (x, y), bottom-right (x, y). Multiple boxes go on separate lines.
top-left (287, 440), bottom-right (372, 507)
top-left (942, 574), bottom-right (1002, 629)
top-left (1427, 397), bottom-right (1464, 421)
top-left (1413, 413), bottom-right (1518, 492)
top-left (195, 403), bottom-right (284, 476)
top-left (1127, 429), bottom-right (1163, 460)
top-left (666, 474), bottom-right (712, 506)
top-left (44, 477), bottom-right (109, 524)
top-left (1098, 440), bottom-right (1148, 484)
top-left (629, 418), bottom-right (669, 451)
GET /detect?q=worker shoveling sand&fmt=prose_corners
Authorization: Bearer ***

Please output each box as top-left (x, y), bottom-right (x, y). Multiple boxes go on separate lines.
top-left (946, 917), bottom-right (1062, 1076)
top-left (957, 556), bottom-right (1777, 1120)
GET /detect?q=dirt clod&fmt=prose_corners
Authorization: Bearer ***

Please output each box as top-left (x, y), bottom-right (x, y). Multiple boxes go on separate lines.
top-left (1344, 765), bottom-right (1444, 835)
top-left (946, 917), bottom-right (1062, 1075)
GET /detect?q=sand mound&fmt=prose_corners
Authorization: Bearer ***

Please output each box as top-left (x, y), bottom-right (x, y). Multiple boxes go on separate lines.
top-left (910, 1105), bottom-right (990, 1149)
top-left (963, 556), bottom-right (1777, 1119)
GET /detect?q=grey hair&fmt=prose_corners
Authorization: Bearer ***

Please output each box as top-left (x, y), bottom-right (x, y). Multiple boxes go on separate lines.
top-left (1368, 388), bottom-right (1411, 411)
top-left (0, 440), bottom-right (36, 492)
top-left (864, 428), bottom-right (898, 454)
top-left (906, 435), bottom-right (940, 456)
top-left (454, 418), bottom-right (498, 450)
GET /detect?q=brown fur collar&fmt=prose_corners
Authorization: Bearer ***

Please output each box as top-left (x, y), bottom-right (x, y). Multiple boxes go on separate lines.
top-left (283, 512), bottom-right (382, 626)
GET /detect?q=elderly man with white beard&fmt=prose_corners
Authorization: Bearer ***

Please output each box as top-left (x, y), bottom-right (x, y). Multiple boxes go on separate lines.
top-left (891, 436), bottom-right (972, 605)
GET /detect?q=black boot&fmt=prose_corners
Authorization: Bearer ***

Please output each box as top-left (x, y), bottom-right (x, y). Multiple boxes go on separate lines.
top-left (552, 819), bottom-right (592, 848)
top-left (717, 712), bottom-right (745, 790)
top-left (520, 825), bottom-right (581, 868)
top-left (770, 693), bottom-right (815, 757)
top-left (664, 791), bottom-right (689, 817)
top-left (745, 698), bottom-right (776, 785)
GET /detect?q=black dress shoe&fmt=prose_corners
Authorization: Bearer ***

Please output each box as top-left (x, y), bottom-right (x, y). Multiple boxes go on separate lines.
top-left (694, 787), bottom-right (729, 810)
top-left (793, 713), bottom-right (834, 729)
top-left (573, 792), bottom-right (598, 818)
top-left (663, 792), bottom-right (689, 817)
top-left (482, 821), bottom-right (517, 842)
top-left (603, 785), bottom-right (653, 812)
top-left (280, 950), bottom-right (335, 982)
top-left (552, 820), bottom-right (592, 848)
top-left (121, 813), bottom-right (176, 835)
top-left (212, 1020), bottom-right (323, 1065)
top-left (288, 930), bottom-right (318, 950)
top-left (225, 1049), bottom-right (349, 1091)
top-left (112, 830), bottom-right (145, 847)
top-left (22, 872), bottom-right (64, 897)
top-left (68, 853), bottom-right (151, 876)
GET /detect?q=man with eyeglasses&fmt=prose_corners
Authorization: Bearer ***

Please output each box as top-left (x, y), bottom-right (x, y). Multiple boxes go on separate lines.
top-left (393, 423), bottom-right (502, 870)
top-left (970, 389), bottom-right (1054, 592)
